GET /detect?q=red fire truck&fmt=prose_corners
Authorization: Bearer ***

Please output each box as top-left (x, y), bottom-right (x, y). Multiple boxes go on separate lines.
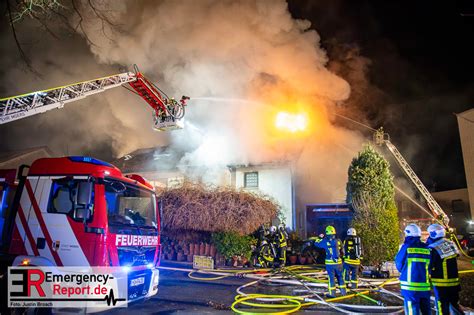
top-left (0, 66), bottom-right (188, 307)
top-left (0, 156), bottom-right (162, 302)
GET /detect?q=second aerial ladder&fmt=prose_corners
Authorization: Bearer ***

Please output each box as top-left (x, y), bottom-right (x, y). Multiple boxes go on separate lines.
top-left (373, 129), bottom-right (450, 227)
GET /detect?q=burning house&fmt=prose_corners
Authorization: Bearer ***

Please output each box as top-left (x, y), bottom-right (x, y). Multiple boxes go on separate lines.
top-left (112, 146), bottom-right (297, 229)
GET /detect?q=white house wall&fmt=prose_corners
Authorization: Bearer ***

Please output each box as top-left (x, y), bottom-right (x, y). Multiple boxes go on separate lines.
top-left (457, 109), bottom-right (474, 220)
top-left (235, 167), bottom-right (293, 229)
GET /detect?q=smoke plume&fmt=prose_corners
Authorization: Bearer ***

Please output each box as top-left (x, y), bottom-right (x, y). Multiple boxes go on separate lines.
top-left (0, 0), bottom-right (369, 207)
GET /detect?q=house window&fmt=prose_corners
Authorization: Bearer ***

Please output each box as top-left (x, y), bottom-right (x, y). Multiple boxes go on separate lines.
top-left (244, 172), bottom-right (258, 188)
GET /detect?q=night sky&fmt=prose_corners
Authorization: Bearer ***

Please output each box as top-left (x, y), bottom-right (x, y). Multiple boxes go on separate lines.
top-left (289, 0), bottom-right (474, 191)
top-left (1, 1), bottom-right (473, 191)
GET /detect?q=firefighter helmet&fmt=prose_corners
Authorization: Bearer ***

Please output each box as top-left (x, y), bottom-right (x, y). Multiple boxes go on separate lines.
top-left (269, 226), bottom-right (277, 234)
top-left (427, 224), bottom-right (445, 239)
top-left (325, 225), bottom-right (336, 235)
top-left (347, 228), bottom-right (357, 236)
top-left (404, 224), bottom-right (421, 237)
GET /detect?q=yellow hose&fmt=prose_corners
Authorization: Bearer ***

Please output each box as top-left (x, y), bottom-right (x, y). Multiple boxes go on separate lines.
top-left (185, 264), bottom-right (405, 313)
top-left (284, 268), bottom-right (327, 283)
top-left (459, 269), bottom-right (474, 274)
top-left (450, 233), bottom-right (474, 259)
top-left (187, 267), bottom-right (273, 281)
top-left (187, 271), bottom-right (229, 281)
top-left (231, 294), bottom-right (302, 314)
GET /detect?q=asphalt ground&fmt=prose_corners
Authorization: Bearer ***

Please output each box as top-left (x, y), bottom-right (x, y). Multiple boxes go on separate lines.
top-left (107, 266), bottom-right (250, 314)
top-left (105, 263), bottom-right (403, 315)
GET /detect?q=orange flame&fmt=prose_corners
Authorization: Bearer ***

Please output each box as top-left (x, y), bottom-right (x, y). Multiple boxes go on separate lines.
top-left (275, 111), bottom-right (308, 133)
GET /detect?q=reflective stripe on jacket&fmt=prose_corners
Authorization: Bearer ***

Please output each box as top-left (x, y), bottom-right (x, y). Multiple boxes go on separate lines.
top-left (278, 229), bottom-right (288, 247)
top-left (343, 236), bottom-right (362, 265)
top-left (395, 237), bottom-right (431, 293)
top-left (315, 235), bottom-right (343, 265)
top-left (428, 237), bottom-right (460, 288)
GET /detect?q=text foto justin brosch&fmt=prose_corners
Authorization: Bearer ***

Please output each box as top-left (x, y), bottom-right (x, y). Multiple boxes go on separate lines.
top-left (45, 272), bottom-right (113, 285)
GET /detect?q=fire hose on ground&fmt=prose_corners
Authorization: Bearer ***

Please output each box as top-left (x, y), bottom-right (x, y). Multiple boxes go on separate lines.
top-left (159, 265), bottom-right (403, 313)
top-left (158, 265), bottom-right (474, 314)
top-left (232, 268), bottom-right (403, 314)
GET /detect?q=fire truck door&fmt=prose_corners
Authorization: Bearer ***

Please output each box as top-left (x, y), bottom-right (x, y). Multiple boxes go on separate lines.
top-left (22, 176), bottom-right (90, 266)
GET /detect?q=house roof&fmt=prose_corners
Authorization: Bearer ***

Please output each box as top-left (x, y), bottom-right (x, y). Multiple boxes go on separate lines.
top-left (111, 146), bottom-right (185, 173)
top-left (457, 108), bottom-right (474, 121)
top-left (227, 161), bottom-right (291, 171)
top-left (113, 146), bottom-right (292, 174)
top-left (0, 146), bottom-right (54, 164)
top-left (459, 108), bottom-right (474, 116)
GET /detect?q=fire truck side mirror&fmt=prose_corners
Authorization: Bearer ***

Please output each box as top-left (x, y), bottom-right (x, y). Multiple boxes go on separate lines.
top-left (76, 182), bottom-right (93, 206)
top-left (157, 198), bottom-right (163, 230)
top-left (74, 182), bottom-right (93, 222)
top-left (74, 208), bottom-right (91, 222)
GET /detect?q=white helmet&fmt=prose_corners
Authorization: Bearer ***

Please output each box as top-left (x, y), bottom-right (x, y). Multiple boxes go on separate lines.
top-left (269, 226), bottom-right (277, 233)
top-left (427, 224), bottom-right (445, 239)
top-left (404, 224), bottom-right (421, 237)
top-left (347, 228), bottom-right (357, 236)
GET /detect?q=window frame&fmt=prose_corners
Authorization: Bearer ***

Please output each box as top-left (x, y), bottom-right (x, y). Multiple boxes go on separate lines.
top-left (47, 177), bottom-right (94, 223)
top-left (244, 171), bottom-right (259, 188)
top-left (104, 178), bottom-right (157, 230)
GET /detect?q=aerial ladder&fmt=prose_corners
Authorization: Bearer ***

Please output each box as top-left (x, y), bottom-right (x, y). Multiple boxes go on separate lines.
top-left (373, 128), bottom-right (451, 228)
top-left (0, 65), bottom-right (189, 131)
top-left (374, 128), bottom-right (474, 257)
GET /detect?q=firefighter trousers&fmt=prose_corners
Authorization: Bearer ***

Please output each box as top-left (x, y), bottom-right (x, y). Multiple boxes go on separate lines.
top-left (326, 263), bottom-right (346, 296)
top-left (343, 262), bottom-right (359, 288)
top-left (433, 286), bottom-right (464, 315)
top-left (402, 295), bottom-right (431, 315)
top-left (278, 246), bottom-right (286, 266)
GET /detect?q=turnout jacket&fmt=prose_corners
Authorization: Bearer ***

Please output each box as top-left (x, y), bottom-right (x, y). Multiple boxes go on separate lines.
top-left (343, 235), bottom-right (362, 265)
top-left (427, 237), bottom-right (460, 289)
top-left (277, 227), bottom-right (288, 247)
top-left (395, 236), bottom-right (431, 297)
top-left (315, 235), bottom-right (343, 265)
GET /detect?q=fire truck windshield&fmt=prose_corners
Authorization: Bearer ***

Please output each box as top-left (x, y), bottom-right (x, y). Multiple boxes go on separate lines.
top-left (105, 180), bottom-right (157, 233)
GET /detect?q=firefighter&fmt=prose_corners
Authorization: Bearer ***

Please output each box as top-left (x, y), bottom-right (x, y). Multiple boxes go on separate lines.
top-left (395, 223), bottom-right (431, 315)
top-left (251, 225), bottom-right (266, 267)
top-left (277, 224), bottom-right (288, 267)
top-left (343, 228), bottom-right (362, 289)
top-left (427, 224), bottom-right (464, 315)
top-left (314, 225), bottom-right (346, 297)
top-left (255, 225), bottom-right (276, 268)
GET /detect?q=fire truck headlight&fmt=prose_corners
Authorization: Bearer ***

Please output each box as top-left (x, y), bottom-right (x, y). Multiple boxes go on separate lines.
top-left (122, 266), bottom-right (131, 273)
top-left (153, 272), bottom-right (159, 286)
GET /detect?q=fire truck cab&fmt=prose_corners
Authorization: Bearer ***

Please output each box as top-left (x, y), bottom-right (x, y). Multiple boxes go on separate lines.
top-left (0, 156), bottom-right (161, 301)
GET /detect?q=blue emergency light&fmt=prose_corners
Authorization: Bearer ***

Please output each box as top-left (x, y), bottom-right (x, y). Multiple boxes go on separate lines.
top-left (69, 156), bottom-right (114, 168)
